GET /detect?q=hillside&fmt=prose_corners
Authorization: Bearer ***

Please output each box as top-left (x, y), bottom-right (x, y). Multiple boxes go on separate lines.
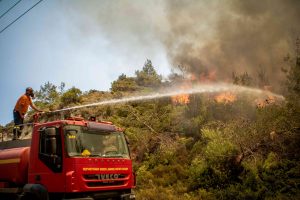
top-left (1, 58), bottom-right (300, 200)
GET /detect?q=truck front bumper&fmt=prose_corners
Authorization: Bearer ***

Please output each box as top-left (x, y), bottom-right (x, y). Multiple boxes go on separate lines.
top-left (62, 190), bottom-right (135, 200)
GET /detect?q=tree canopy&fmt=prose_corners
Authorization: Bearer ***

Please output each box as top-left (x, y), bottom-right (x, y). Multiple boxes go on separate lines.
top-left (135, 59), bottom-right (162, 88)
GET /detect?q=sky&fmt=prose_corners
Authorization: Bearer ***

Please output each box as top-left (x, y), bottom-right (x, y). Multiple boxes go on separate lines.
top-left (0, 0), bottom-right (171, 125)
top-left (0, 0), bottom-right (299, 126)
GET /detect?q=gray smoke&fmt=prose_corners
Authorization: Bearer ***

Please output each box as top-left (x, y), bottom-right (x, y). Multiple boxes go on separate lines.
top-left (163, 0), bottom-right (300, 86)
top-left (64, 0), bottom-right (300, 88)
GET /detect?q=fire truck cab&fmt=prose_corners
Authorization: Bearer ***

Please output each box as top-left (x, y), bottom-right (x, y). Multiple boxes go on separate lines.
top-left (0, 117), bottom-right (136, 200)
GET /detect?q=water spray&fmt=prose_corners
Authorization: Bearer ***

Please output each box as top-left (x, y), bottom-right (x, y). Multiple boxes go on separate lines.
top-left (48, 83), bottom-right (285, 113)
top-left (3, 83), bottom-right (284, 141)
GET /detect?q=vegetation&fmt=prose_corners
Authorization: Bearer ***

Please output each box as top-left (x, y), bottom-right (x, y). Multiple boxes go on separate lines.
top-left (2, 44), bottom-right (300, 199)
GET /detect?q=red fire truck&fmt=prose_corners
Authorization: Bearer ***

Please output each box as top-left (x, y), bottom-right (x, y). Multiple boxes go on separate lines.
top-left (0, 117), bottom-right (136, 200)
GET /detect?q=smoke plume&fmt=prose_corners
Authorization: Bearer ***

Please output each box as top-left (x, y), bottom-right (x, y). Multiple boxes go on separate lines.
top-left (163, 0), bottom-right (300, 85)
top-left (65, 0), bottom-right (300, 89)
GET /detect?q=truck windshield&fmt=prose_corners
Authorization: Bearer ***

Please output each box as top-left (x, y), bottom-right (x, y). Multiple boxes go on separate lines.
top-left (64, 125), bottom-right (130, 158)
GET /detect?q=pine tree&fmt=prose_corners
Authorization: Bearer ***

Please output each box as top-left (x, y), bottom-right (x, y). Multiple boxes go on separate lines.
top-left (135, 59), bottom-right (162, 87)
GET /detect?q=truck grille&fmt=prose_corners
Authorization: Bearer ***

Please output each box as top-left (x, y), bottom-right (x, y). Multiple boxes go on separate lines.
top-left (84, 174), bottom-right (127, 180)
top-left (83, 174), bottom-right (129, 188)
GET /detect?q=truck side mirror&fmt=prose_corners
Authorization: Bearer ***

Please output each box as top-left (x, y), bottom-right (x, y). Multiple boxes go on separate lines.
top-left (39, 127), bottom-right (62, 173)
top-left (50, 137), bottom-right (57, 155)
top-left (45, 127), bottom-right (56, 136)
top-left (45, 128), bottom-right (57, 155)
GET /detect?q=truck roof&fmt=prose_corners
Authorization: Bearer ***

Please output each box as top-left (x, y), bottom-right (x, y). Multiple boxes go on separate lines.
top-left (35, 118), bottom-right (118, 132)
top-left (35, 117), bottom-right (121, 132)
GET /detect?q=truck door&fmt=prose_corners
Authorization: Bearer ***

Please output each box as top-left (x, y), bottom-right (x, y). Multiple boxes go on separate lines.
top-left (29, 126), bottom-right (65, 192)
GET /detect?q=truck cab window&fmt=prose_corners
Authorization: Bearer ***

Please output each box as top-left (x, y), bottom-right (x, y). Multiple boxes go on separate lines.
top-left (39, 127), bottom-right (62, 173)
top-left (64, 125), bottom-right (130, 158)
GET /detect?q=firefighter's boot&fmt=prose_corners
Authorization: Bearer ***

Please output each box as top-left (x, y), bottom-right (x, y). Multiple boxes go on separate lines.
top-left (13, 126), bottom-right (21, 140)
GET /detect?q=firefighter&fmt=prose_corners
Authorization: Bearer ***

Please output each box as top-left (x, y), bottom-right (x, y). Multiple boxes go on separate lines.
top-left (13, 87), bottom-right (43, 139)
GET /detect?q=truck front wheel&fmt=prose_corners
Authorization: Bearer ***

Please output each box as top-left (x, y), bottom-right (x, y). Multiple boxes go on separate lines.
top-left (22, 184), bottom-right (49, 200)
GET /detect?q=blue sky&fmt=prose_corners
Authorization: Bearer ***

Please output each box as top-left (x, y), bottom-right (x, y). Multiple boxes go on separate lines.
top-left (0, 0), bottom-right (171, 125)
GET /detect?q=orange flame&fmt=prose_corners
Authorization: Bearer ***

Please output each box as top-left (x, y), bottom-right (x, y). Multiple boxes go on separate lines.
top-left (171, 70), bottom-right (217, 105)
top-left (172, 94), bottom-right (190, 105)
top-left (215, 92), bottom-right (237, 104)
top-left (255, 94), bottom-right (275, 107)
top-left (171, 78), bottom-right (192, 105)
top-left (255, 86), bottom-right (276, 107)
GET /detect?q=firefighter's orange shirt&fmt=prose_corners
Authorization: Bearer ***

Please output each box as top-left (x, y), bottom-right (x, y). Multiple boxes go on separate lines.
top-left (14, 94), bottom-right (32, 115)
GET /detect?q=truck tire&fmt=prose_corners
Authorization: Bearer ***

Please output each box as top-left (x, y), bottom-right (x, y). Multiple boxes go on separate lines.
top-left (22, 184), bottom-right (49, 200)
